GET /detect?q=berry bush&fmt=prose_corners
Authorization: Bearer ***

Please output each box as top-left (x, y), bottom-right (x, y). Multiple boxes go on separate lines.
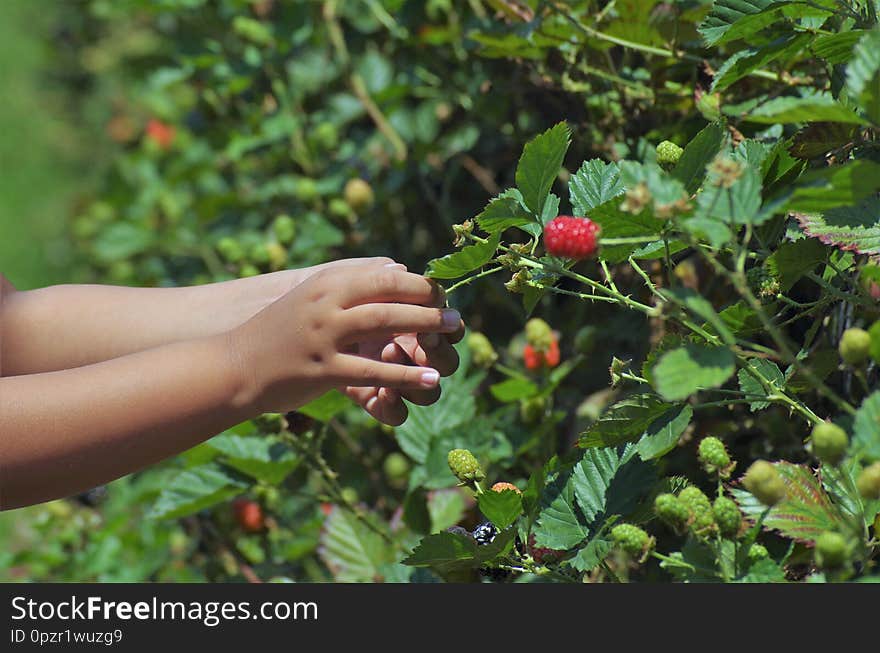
top-left (4, 0), bottom-right (880, 583)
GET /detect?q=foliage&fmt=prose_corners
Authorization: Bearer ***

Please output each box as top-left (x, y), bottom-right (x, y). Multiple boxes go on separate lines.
top-left (4, 0), bottom-right (880, 583)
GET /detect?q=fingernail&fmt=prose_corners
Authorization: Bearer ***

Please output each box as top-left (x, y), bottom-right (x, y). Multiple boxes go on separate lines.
top-left (420, 369), bottom-right (440, 387)
top-left (441, 309), bottom-right (461, 329)
top-left (385, 262), bottom-right (407, 270)
top-left (422, 333), bottom-right (440, 348)
top-left (366, 396), bottom-right (379, 412)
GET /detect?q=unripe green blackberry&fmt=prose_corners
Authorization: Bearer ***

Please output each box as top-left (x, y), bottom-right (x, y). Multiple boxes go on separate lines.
top-left (742, 460), bottom-right (787, 506)
top-left (654, 493), bottom-right (689, 530)
top-left (383, 452), bottom-right (410, 484)
top-left (249, 242), bottom-right (271, 265)
top-left (611, 524), bottom-right (653, 557)
top-left (271, 215), bottom-right (296, 245)
top-left (698, 437), bottom-right (733, 477)
top-left (343, 178), bottom-right (374, 212)
top-left (525, 318), bottom-right (554, 351)
top-left (217, 236), bottom-right (245, 263)
top-left (814, 531), bottom-right (848, 569)
top-left (656, 140), bottom-right (684, 168)
top-left (295, 178), bottom-right (319, 203)
top-left (447, 449), bottom-right (485, 483)
top-left (519, 396), bottom-right (547, 424)
top-left (466, 331), bottom-right (498, 368)
top-left (678, 486), bottom-right (715, 534)
top-left (328, 197), bottom-right (352, 219)
top-left (747, 543), bottom-right (769, 562)
top-left (810, 421), bottom-right (848, 466)
top-left (341, 486), bottom-right (359, 505)
top-left (713, 496), bottom-right (742, 538)
top-left (239, 263), bottom-right (260, 278)
top-left (839, 328), bottom-right (871, 365)
top-left (856, 462), bottom-right (880, 500)
top-left (312, 121), bottom-right (339, 150)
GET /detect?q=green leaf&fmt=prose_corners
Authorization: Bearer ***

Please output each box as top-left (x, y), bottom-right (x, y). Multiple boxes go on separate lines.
top-left (318, 507), bottom-right (391, 582)
top-left (428, 489), bottom-right (466, 533)
top-left (401, 532), bottom-right (478, 572)
top-left (736, 558), bottom-right (787, 582)
top-left (732, 462), bottom-right (848, 542)
top-left (489, 377), bottom-right (539, 402)
top-left (698, 0), bottom-right (776, 46)
top-left (149, 463), bottom-right (247, 520)
top-left (402, 529), bottom-right (515, 572)
top-left (789, 122), bottom-right (858, 160)
top-left (590, 198), bottom-right (667, 263)
top-left (566, 537), bottom-right (613, 572)
top-left (297, 390), bottom-right (353, 422)
top-left (812, 30), bottom-right (867, 65)
top-left (651, 344), bottom-right (736, 401)
top-left (845, 30), bottom-right (880, 125)
top-left (207, 433), bottom-right (299, 485)
top-left (402, 489), bottom-right (432, 535)
top-left (568, 159), bottom-right (624, 215)
top-left (477, 489), bottom-right (523, 529)
top-left (785, 160), bottom-right (880, 213)
top-left (853, 392), bottom-right (880, 462)
top-left (672, 122), bottom-right (727, 195)
top-left (636, 404), bottom-right (693, 460)
top-left (737, 359), bottom-right (785, 411)
top-left (395, 367), bottom-right (483, 463)
top-left (424, 233), bottom-right (501, 280)
top-left (696, 165), bottom-right (766, 225)
top-left (764, 237), bottom-right (827, 290)
top-left (516, 122), bottom-right (571, 214)
top-left (571, 448), bottom-right (620, 523)
top-left (532, 467), bottom-right (589, 550)
top-left (712, 34), bottom-right (811, 93)
top-left (744, 95), bottom-right (869, 125)
top-left (700, 0), bottom-right (833, 47)
top-left (619, 160), bottom-right (689, 207)
top-left (795, 197), bottom-right (880, 255)
top-left (579, 394), bottom-right (673, 448)
top-left (474, 188), bottom-right (534, 235)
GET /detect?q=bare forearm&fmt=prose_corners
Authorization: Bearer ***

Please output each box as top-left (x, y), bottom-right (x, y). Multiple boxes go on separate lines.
top-left (0, 272), bottom-right (296, 375)
top-left (0, 332), bottom-right (254, 510)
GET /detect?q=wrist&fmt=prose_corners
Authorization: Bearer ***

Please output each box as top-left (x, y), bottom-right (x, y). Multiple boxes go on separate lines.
top-left (219, 328), bottom-right (264, 413)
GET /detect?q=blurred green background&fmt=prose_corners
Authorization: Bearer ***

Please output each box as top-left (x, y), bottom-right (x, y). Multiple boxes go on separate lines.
top-left (0, 0), bottom-right (94, 289)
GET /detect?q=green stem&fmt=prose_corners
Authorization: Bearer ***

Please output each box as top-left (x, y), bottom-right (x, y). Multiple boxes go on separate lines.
top-left (445, 266), bottom-right (505, 294)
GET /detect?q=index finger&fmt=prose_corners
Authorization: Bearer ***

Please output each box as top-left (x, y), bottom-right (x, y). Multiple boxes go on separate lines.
top-left (336, 268), bottom-right (445, 308)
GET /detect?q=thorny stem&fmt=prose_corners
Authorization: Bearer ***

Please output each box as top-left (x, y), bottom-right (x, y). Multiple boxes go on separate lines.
top-left (445, 266), bottom-right (505, 293)
top-left (700, 249), bottom-right (855, 416)
top-left (280, 428), bottom-right (393, 544)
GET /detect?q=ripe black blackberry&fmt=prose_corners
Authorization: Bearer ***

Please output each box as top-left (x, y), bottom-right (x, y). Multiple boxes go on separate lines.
top-left (472, 521), bottom-right (498, 546)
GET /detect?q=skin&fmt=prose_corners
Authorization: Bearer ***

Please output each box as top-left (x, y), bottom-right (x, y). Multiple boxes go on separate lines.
top-left (0, 259), bottom-right (463, 509)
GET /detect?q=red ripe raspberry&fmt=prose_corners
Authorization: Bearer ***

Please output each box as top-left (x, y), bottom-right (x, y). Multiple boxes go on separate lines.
top-left (544, 216), bottom-right (600, 259)
top-left (523, 337), bottom-right (560, 370)
top-left (145, 118), bottom-right (175, 150)
top-left (232, 498), bottom-right (264, 533)
top-left (524, 344), bottom-right (542, 370)
top-left (544, 338), bottom-right (560, 367)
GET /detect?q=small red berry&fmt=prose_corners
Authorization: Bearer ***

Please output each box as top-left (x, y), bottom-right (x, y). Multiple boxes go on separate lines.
top-left (232, 498), bottom-right (264, 533)
top-left (145, 118), bottom-right (175, 150)
top-left (524, 344), bottom-right (542, 370)
top-left (544, 216), bottom-right (600, 260)
top-left (528, 534), bottom-right (563, 564)
top-left (523, 337), bottom-right (560, 370)
top-left (544, 338), bottom-right (560, 367)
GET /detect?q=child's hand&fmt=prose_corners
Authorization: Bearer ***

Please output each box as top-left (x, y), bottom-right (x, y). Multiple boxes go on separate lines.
top-left (342, 287), bottom-right (463, 426)
top-left (230, 260), bottom-right (462, 415)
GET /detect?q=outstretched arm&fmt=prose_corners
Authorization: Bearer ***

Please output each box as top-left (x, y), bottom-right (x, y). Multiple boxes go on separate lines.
top-left (0, 331), bottom-right (250, 510)
top-left (0, 258), bottom-right (393, 376)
